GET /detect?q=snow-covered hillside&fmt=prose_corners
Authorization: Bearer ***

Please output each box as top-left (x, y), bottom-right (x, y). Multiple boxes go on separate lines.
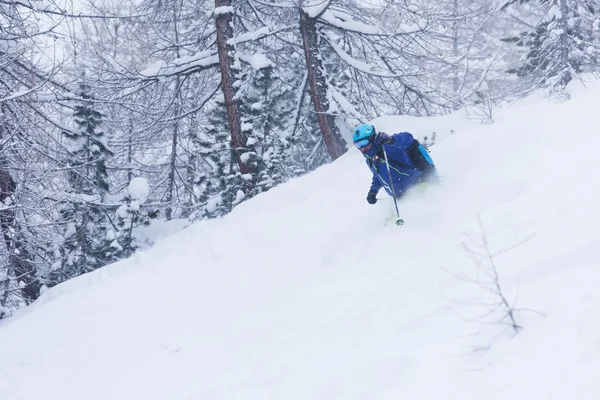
top-left (1, 80), bottom-right (600, 400)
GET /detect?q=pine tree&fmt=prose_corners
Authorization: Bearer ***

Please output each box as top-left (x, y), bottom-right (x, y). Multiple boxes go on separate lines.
top-left (238, 59), bottom-right (293, 193)
top-left (190, 98), bottom-right (234, 219)
top-left (114, 177), bottom-right (158, 256)
top-left (504, 0), bottom-right (600, 90)
top-left (65, 82), bottom-right (111, 194)
top-left (51, 81), bottom-right (118, 284)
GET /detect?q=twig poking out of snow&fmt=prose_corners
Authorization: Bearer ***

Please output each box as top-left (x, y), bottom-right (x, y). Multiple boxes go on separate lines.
top-left (443, 215), bottom-right (541, 340)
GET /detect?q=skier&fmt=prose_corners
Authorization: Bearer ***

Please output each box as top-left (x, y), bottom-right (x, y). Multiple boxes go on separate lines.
top-left (353, 123), bottom-right (438, 205)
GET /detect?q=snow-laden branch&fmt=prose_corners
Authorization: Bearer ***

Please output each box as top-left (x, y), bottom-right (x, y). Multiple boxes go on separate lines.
top-left (238, 53), bottom-right (274, 70)
top-left (228, 27), bottom-right (271, 45)
top-left (302, 0), bottom-right (331, 19)
top-left (320, 10), bottom-right (382, 35)
top-left (322, 32), bottom-right (400, 78)
top-left (160, 83), bottom-right (221, 123)
top-left (328, 85), bottom-right (365, 121)
top-left (0, 89), bottom-right (36, 103)
top-left (227, 24), bottom-right (298, 46)
top-left (250, 0), bottom-right (295, 8)
top-left (0, 0), bottom-right (150, 19)
top-left (213, 6), bottom-right (234, 15)
top-left (139, 50), bottom-right (219, 78)
top-left (320, 9), bottom-right (424, 36)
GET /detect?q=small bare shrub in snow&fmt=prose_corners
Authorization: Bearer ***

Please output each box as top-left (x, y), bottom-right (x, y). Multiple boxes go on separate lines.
top-left (465, 90), bottom-right (495, 124)
top-left (444, 216), bottom-right (537, 339)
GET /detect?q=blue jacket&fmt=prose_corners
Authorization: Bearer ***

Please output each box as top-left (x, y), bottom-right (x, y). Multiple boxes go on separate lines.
top-left (363, 132), bottom-right (436, 197)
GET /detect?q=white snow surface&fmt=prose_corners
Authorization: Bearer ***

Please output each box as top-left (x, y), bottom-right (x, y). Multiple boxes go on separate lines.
top-left (2, 79), bottom-right (600, 400)
top-left (133, 218), bottom-right (190, 245)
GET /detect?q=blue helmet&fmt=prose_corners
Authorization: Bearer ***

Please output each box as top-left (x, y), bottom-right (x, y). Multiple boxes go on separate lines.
top-left (353, 124), bottom-right (376, 149)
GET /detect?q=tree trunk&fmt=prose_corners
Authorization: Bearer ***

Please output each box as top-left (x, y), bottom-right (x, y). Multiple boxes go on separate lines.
top-left (0, 109), bottom-right (40, 305)
top-left (166, 99), bottom-right (179, 221)
top-left (166, 2), bottom-right (183, 220)
top-left (0, 162), bottom-right (40, 304)
top-left (452, 0), bottom-right (460, 95)
top-left (299, 4), bottom-right (347, 161)
top-left (558, 0), bottom-right (572, 86)
top-left (215, 0), bottom-right (254, 175)
top-left (127, 117), bottom-right (134, 184)
top-left (185, 114), bottom-right (198, 217)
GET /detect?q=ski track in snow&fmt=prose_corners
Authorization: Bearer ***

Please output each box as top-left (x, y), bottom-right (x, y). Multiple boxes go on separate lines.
top-left (1, 79), bottom-right (600, 399)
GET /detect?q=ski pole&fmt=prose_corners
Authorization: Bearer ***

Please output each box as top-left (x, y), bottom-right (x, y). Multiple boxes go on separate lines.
top-left (382, 146), bottom-right (402, 224)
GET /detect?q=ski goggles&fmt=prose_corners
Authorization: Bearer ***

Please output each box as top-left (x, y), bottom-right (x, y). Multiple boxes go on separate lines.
top-left (354, 138), bottom-right (372, 149)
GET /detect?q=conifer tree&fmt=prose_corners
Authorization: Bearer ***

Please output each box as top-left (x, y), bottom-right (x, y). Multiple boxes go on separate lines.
top-left (52, 81), bottom-right (118, 284)
top-left (504, 0), bottom-right (600, 90)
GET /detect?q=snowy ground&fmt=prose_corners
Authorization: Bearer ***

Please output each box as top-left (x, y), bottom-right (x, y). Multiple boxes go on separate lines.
top-left (1, 79), bottom-right (600, 400)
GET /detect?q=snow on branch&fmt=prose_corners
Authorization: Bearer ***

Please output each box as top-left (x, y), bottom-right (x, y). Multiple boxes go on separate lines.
top-left (322, 32), bottom-right (399, 78)
top-left (0, 88), bottom-right (36, 103)
top-left (321, 9), bottom-right (426, 36)
top-left (0, 0), bottom-right (150, 19)
top-left (250, 0), bottom-right (295, 8)
top-left (328, 85), bottom-right (365, 121)
top-left (228, 25), bottom-right (297, 46)
top-left (213, 6), bottom-right (234, 15)
top-left (239, 53), bottom-right (274, 70)
top-left (228, 27), bottom-right (271, 45)
top-left (320, 9), bottom-right (382, 35)
top-left (302, 0), bottom-right (331, 19)
top-left (139, 50), bottom-right (219, 78)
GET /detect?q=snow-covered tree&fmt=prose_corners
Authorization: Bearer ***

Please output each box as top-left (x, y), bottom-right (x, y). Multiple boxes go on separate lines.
top-left (238, 58), bottom-right (292, 192)
top-left (51, 81), bottom-right (118, 284)
top-left (503, 0), bottom-right (600, 91)
top-left (4, 0), bottom-right (585, 319)
top-left (0, 0), bottom-right (67, 313)
top-left (114, 177), bottom-right (157, 256)
top-left (188, 98), bottom-right (231, 218)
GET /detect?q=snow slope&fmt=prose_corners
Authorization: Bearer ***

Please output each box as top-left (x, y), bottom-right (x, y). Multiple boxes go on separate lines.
top-left (2, 79), bottom-right (600, 400)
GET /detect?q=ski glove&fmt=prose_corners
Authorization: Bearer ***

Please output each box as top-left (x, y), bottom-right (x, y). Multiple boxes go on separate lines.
top-left (367, 191), bottom-right (377, 204)
top-left (380, 133), bottom-right (394, 145)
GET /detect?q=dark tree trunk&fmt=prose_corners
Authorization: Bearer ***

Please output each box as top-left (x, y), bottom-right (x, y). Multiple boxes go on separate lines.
top-left (0, 162), bottom-right (40, 304)
top-left (452, 0), bottom-right (460, 95)
top-left (166, 3), bottom-right (183, 220)
top-left (558, 0), bottom-right (572, 86)
top-left (127, 118), bottom-right (134, 184)
top-left (215, 0), bottom-right (254, 175)
top-left (299, 4), bottom-right (347, 160)
top-left (166, 105), bottom-right (179, 221)
top-left (184, 114), bottom-right (198, 217)
top-left (0, 108), bottom-right (41, 305)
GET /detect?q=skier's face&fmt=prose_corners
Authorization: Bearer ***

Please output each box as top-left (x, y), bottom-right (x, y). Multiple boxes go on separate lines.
top-left (359, 141), bottom-right (373, 153)
top-left (354, 138), bottom-right (373, 153)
